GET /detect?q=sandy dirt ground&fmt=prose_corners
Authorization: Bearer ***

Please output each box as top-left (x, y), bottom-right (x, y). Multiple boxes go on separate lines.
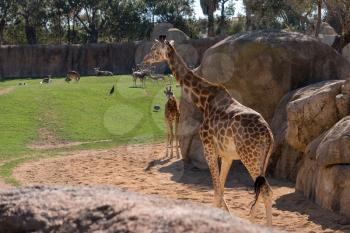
top-left (0, 180), bottom-right (13, 189)
top-left (14, 144), bottom-right (350, 233)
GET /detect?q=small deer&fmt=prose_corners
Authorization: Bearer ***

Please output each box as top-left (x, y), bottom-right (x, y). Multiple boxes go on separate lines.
top-left (65, 71), bottom-right (80, 83)
top-left (164, 86), bottom-right (180, 158)
top-left (94, 67), bottom-right (113, 76)
top-left (149, 74), bottom-right (165, 84)
top-left (132, 68), bottom-right (149, 88)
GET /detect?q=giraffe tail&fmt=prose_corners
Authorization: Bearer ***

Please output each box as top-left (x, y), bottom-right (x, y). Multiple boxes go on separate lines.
top-left (250, 176), bottom-right (267, 210)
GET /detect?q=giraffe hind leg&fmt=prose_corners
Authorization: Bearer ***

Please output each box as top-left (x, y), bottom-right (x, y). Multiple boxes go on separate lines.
top-left (261, 179), bottom-right (273, 226)
top-left (250, 176), bottom-right (273, 227)
top-left (201, 137), bottom-right (227, 211)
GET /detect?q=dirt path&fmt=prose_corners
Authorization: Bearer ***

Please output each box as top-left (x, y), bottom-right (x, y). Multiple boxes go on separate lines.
top-left (14, 144), bottom-right (350, 233)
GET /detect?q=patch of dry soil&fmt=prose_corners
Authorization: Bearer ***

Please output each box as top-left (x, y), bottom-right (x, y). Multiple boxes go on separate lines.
top-left (0, 87), bottom-right (15, 96)
top-left (0, 180), bottom-right (13, 190)
top-left (28, 128), bottom-right (110, 150)
top-left (14, 144), bottom-right (350, 233)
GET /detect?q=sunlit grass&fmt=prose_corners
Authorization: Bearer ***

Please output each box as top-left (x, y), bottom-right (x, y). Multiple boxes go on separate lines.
top-left (0, 75), bottom-right (179, 184)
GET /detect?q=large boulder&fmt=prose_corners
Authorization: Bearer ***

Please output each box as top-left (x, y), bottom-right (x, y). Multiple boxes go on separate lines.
top-left (285, 81), bottom-right (343, 152)
top-left (296, 117), bottom-right (350, 218)
top-left (166, 28), bottom-right (190, 44)
top-left (0, 186), bottom-right (280, 233)
top-left (269, 80), bottom-right (350, 180)
top-left (180, 30), bottom-right (350, 169)
top-left (316, 116), bottom-right (350, 167)
top-left (269, 79), bottom-right (350, 181)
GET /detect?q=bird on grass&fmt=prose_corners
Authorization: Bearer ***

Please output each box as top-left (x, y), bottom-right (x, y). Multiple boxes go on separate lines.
top-left (109, 85), bottom-right (115, 95)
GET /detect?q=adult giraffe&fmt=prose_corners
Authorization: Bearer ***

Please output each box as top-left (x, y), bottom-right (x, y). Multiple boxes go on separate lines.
top-left (143, 39), bottom-right (274, 226)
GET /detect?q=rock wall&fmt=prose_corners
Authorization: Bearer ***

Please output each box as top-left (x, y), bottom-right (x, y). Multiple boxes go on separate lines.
top-left (179, 30), bottom-right (350, 169)
top-left (0, 186), bottom-right (280, 233)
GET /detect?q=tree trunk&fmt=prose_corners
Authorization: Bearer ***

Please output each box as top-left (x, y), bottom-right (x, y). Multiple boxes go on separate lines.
top-left (207, 9), bottom-right (215, 37)
top-left (58, 14), bottom-right (62, 44)
top-left (243, 0), bottom-right (251, 30)
top-left (315, 0), bottom-right (322, 37)
top-left (0, 19), bottom-right (5, 45)
top-left (24, 19), bottom-right (37, 44)
top-left (219, 1), bottom-right (226, 35)
top-left (88, 26), bottom-right (99, 43)
top-left (67, 15), bottom-right (71, 44)
top-left (332, 30), bottom-right (350, 53)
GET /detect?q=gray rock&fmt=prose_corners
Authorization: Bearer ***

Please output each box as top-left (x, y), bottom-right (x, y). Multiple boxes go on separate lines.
top-left (295, 117), bottom-right (350, 218)
top-left (0, 186), bottom-right (280, 233)
top-left (316, 116), bottom-right (350, 167)
top-left (270, 80), bottom-right (345, 180)
top-left (296, 159), bottom-right (350, 218)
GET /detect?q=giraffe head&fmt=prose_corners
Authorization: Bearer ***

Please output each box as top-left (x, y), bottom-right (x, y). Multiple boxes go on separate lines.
top-left (143, 39), bottom-right (174, 64)
top-left (164, 86), bottom-right (175, 99)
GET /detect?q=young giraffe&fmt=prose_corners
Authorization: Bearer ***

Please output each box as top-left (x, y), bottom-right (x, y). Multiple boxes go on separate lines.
top-left (144, 39), bottom-right (274, 226)
top-left (164, 86), bottom-right (180, 158)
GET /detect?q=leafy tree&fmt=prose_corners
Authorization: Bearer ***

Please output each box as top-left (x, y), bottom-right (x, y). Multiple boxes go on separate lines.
top-left (16, 0), bottom-right (49, 44)
top-left (154, 0), bottom-right (196, 35)
top-left (200, 0), bottom-right (219, 36)
top-left (74, 0), bottom-right (110, 43)
top-left (106, 0), bottom-right (150, 42)
top-left (324, 0), bottom-right (350, 52)
top-left (226, 14), bottom-right (245, 35)
top-left (217, 0), bottom-right (235, 35)
top-left (0, 0), bottom-right (16, 44)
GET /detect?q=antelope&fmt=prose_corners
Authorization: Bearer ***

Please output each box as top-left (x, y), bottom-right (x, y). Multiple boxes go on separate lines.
top-left (65, 71), bottom-right (80, 83)
top-left (93, 67), bottom-right (113, 76)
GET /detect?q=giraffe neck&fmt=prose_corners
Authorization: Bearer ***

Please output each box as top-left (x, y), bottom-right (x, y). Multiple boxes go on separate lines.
top-left (166, 44), bottom-right (217, 111)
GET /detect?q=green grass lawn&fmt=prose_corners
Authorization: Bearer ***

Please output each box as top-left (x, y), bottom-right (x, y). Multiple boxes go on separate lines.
top-left (0, 75), bottom-right (180, 184)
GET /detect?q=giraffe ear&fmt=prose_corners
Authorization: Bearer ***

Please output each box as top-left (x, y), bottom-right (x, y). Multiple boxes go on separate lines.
top-left (169, 40), bottom-right (175, 46)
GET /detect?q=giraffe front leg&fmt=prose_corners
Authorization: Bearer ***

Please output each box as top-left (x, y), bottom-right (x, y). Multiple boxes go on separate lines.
top-left (165, 120), bottom-right (171, 158)
top-left (169, 124), bottom-right (174, 158)
top-left (201, 137), bottom-right (226, 211)
top-left (174, 119), bottom-right (180, 159)
top-left (219, 156), bottom-right (233, 211)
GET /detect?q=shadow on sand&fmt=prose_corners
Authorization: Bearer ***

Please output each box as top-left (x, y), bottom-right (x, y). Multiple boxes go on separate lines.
top-left (147, 157), bottom-right (350, 232)
top-left (148, 159), bottom-right (256, 190)
top-left (274, 192), bottom-right (350, 232)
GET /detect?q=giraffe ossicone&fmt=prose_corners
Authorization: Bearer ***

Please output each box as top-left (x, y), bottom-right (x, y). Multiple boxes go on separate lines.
top-left (143, 39), bottom-right (274, 227)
